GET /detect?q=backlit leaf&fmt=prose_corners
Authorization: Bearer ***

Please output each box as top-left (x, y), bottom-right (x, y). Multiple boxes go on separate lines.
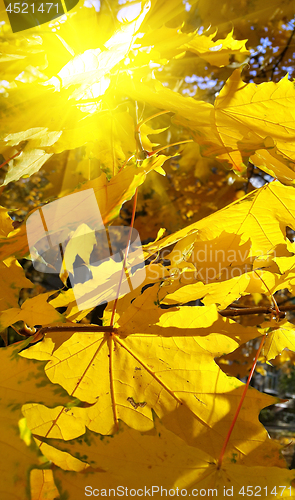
top-left (21, 295), bottom-right (283, 466)
top-left (37, 418), bottom-right (295, 499)
top-left (0, 343), bottom-right (70, 499)
top-left (0, 292), bottom-right (65, 330)
top-left (30, 470), bottom-right (59, 500)
top-left (260, 320), bottom-right (295, 362)
top-left (184, 29), bottom-right (249, 67)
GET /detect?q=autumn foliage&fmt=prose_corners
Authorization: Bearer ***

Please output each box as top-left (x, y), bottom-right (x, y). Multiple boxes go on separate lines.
top-left (2, 0), bottom-right (295, 498)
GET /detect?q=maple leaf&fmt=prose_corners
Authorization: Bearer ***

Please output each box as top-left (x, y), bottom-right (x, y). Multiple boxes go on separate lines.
top-left (178, 142), bottom-right (215, 181)
top-left (184, 29), bottom-right (249, 67)
top-left (0, 205), bottom-right (15, 236)
top-left (0, 211), bottom-right (34, 316)
top-left (0, 154), bottom-right (169, 263)
top-left (30, 470), bottom-right (60, 500)
top-left (44, 2), bottom-right (150, 98)
top-left (138, 24), bottom-right (248, 67)
top-left (197, 0), bottom-right (295, 28)
top-left (162, 266), bottom-right (294, 311)
top-left (52, 111), bottom-right (137, 177)
top-left (116, 71), bottom-right (212, 133)
top-left (21, 283), bottom-right (283, 467)
top-left (202, 69), bottom-right (295, 173)
top-left (259, 319), bottom-right (295, 362)
top-left (0, 256), bottom-right (33, 312)
top-left (1, 0), bottom-right (295, 494)
top-left (250, 149), bottom-right (295, 186)
top-left (0, 343), bottom-right (70, 499)
top-left (0, 292), bottom-right (65, 330)
top-left (144, 182), bottom-right (295, 308)
top-left (116, 68), bottom-right (295, 180)
top-left (0, 3), bottom-right (152, 184)
top-left (33, 417), bottom-right (295, 499)
top-left (0, 128), bottom-right (61, 185)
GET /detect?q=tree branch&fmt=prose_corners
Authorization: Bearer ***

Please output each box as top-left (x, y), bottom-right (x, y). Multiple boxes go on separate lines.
top-left (271, 24), bottom-right (295, 80)
top-left (219, 303), bottom-right (295, 318)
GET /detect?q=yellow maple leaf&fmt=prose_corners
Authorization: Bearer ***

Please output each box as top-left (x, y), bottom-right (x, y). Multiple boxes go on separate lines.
top-left (30, 470), bottom-right (60, 500)
top-left (259, 320), bottom-right (295, 362)
top-left (203, 69), bottom-right (295, 173)
top-left (0, 256), bottom-right (33, 313)
top-left (31, 417), bottom-right (295, 499)
top-left (21, 296), bottom-right (282, 466)
top-left (184, 29), bottom-right (249, 67)
top-left (0, 343), bottom-right (70, 499)
top-left (144, 182), bottom-right (295, 304)
top-left (0, 292), bottom-right (65, 329)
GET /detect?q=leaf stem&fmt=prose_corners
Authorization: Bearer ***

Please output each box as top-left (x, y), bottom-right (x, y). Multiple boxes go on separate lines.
top-left (147, 139), bottom-right (194, 156)
top-left (0, 151), bottom-right (21, 169)
top-left (253, 269), bottom-right (281, 319)
top-left (136, 110), bottom-right (170, 131)
top-left (118, 154), bottom-right (136, 174)
top-left (33, 300), bottom-right (294, 339)
top-left (109, 188), bottom-right (138, 327)
top-left (108, 334), bottom-right (119, 430)
top-left (217, 334), bottom-right (266, 469)
top-left (37, 324), bottom-right (118, 337)
top-left (33, 301), bottom-right (294, 338)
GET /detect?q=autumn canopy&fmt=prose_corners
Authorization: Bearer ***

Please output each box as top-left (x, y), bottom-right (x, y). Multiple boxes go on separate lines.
top-left (1, 0), bottom-right (295, 498)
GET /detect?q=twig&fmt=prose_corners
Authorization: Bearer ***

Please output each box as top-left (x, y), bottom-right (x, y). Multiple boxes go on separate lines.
top-left (271, 24), bottom-right (295, 80)
top-left (219, 304), bottom-right (295, 318)
top-left (37, 324), bottom-right (118, 336)
top-left (110, 188), bottom-right (138, 327)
